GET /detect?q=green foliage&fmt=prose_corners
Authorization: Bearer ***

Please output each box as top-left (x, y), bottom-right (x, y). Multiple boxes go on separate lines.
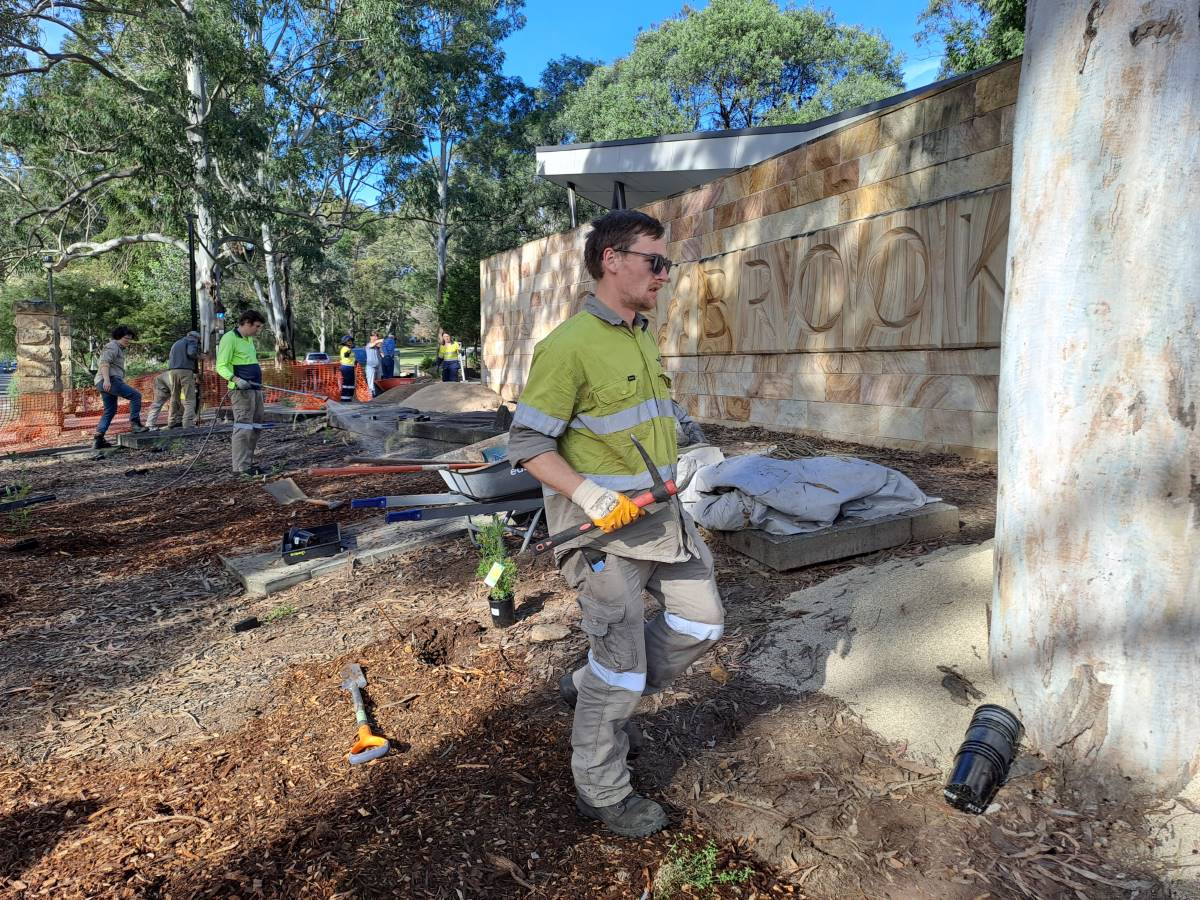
top-left (474, 517), bottom-right (516, 600)
top-left (653, 837), bottom-right (755, 898)
top-left (916, 0), bottom-right (1026, 77)
top-left (264, 604), bottom-right (297, 623)
top-left (3, 484), bottom-right (32, 534)
top-left (559, 0), bottom-right (905, 142)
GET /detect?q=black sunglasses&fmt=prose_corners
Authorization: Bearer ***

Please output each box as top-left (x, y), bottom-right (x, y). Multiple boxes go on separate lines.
top-left (616, 249), bottom-right (675, 276)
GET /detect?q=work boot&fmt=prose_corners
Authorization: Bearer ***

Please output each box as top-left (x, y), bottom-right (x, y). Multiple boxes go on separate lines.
top-left (239, 465), bottom-right (268, 477)
top-left (559, 673), bottom-right (644, 759)
top-left (92, 433), bottom-right (111, 450)
top-left (129, 418), bottom-right (148, 434)
top-left (576, 792), bottom-right (668, 837)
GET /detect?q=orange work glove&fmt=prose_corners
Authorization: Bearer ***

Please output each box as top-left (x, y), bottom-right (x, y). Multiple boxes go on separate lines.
top-left (571, 480), bottom-right (645, 534)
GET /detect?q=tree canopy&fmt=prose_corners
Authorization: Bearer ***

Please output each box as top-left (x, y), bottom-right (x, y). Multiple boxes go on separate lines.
top-left (559, 0), bottom-right (905, 142)
top-left (916, 0), bottom-right (1026, 78)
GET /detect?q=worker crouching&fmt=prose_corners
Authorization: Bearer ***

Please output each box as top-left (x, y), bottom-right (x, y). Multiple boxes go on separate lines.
top-left (508, 210), bottom-right (724, 838)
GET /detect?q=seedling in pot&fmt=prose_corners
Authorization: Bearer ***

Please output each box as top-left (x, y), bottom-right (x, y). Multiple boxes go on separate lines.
top-left (475, 517), bottom-right (517, 627)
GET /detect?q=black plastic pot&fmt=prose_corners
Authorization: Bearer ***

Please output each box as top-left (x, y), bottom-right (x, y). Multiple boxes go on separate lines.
top-left (944, 704), bottom-right (1024, 814)
top-left (489, 594), bottom-right (515, 628)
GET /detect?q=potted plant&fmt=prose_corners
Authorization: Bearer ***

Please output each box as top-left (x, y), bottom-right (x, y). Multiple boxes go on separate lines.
top-left (475, 517), bottom-right (517, 627)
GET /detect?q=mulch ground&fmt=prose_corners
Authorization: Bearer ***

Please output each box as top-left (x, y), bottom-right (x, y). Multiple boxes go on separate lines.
top-left (0, 420), bottom-right (1170, 898)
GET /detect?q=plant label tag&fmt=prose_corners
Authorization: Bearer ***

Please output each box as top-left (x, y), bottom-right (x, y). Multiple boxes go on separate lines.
top-left (483, 561), bottom-right (505, 588)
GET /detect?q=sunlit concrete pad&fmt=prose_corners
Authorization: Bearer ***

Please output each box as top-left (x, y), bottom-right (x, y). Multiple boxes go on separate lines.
top-left (749, 542), bottom-right (1000, 767)
top-left (717, 501), bottom-right (959, 572)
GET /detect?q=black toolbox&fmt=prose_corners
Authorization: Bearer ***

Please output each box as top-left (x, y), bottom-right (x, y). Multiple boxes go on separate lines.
top-left (281, 523), bottom-right (343, 565)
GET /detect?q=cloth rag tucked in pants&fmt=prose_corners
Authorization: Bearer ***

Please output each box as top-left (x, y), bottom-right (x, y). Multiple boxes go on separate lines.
top-left (229, 388), bottom-right (264, 472)
top-left (562, 542), bottom-right (724, 807)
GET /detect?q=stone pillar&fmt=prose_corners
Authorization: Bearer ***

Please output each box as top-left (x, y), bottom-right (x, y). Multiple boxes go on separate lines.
top-left (12, 299), bottom-right (72, 431)
top-left (13, 298), bottom-right (71, 393)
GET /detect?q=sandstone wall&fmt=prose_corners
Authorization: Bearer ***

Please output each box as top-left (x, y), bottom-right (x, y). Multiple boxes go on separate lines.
top-left (481, 59), bottom-right (1020, 460)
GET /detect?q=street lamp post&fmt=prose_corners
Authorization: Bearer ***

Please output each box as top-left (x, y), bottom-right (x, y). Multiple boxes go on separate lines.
top-left (42, 255), bottom-right (64, 429)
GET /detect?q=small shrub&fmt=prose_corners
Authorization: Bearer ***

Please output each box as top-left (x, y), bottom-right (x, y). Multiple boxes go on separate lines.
top-left (418, 354), bottom-right (438, 375)
top-left (474, 517), bottom-right (516, 600)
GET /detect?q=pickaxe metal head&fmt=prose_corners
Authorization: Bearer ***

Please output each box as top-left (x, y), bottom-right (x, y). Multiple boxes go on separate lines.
top-left (629, 435), bottom-right (677, 502)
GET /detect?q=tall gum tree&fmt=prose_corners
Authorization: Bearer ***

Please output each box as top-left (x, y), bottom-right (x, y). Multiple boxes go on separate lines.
top-left (993, 0), bottom-right (1199, 796)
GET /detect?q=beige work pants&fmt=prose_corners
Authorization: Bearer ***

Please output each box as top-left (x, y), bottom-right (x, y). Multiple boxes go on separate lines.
top-left (229, 389), bottom-right (265, 473)
top-left (562, 535), bottom-right (724, 807)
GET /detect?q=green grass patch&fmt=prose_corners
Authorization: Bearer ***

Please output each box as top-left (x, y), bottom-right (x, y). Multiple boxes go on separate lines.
top-left (264, 603), bottom-right (297, 623)
top-left (652, 837), bottom-right (755, 898)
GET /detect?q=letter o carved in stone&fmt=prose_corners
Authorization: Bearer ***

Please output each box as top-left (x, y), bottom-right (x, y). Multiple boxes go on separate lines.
top-left (795, 243), bottom-right (845, 333)
top-left (861, 226), bottom-right (929, 329)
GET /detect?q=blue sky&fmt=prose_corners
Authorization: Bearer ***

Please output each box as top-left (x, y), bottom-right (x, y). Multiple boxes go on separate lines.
top-left (501, 0), bottom-right (945, 90)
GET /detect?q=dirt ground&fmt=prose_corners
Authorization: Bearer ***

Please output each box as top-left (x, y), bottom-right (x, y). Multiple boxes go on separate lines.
top-left (0, 419), bottom-right (1169, 898)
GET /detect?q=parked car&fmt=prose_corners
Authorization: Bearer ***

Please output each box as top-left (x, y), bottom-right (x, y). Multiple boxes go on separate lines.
top-left (0, 360), bottom-right (16, 373)
top-left (303, 352), bottom-right (330, 364)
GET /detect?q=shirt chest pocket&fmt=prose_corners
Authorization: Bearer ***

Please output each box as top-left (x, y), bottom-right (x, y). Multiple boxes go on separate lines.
top-left (588, 375), bottom-right (638, 413)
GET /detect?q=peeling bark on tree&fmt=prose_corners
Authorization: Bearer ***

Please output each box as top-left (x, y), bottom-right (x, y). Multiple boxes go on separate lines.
top-left (993, 0), bottom-right (1200, 796)
top-left (183, 2), bottom-right (219, 354)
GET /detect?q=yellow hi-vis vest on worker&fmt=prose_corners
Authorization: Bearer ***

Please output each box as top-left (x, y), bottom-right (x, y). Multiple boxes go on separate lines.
top-left (513, 294), bottom-right (677, 493)
top-left (437, 341), bottom-right (461, 362)
top-left (339, 345), bottom-right (355, 366)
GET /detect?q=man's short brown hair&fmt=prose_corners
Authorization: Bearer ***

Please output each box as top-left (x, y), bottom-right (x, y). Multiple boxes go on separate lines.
top-left (583, 210), bottom-right (665, 281)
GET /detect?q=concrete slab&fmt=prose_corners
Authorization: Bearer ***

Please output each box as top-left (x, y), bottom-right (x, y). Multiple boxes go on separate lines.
top-left (117, 425), bottom-right (233, 449)
top-left (717, 501), bottom-right (959, 571)
top-left (393, 419), bottom-right (502, 445)
top-left (220, 518), bottom-right (459, 597)
top-left (748, 541), bottom-right (999, 766)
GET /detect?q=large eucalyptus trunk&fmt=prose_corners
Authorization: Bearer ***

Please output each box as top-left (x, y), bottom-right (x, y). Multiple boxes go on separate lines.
top-left (260, 221), bottom-right (294, 363)
top-left (182, 1), bottom-right (219, 353)
top-left (992, 0), bottom-right (1200, 796)
top-left (435, 136), bottom-right (450, 317)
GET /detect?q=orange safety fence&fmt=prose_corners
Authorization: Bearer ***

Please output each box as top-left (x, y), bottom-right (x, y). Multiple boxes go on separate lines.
top-left (0, 361), bottom-right (379, 454)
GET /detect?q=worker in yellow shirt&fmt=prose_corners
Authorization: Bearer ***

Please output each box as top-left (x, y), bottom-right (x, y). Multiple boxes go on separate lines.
top-left (436, 332), bottom-right (463, 382)
top-left (215, 310), bottom-right (267, 475)
top-left (338, 336), bottom-right (356, 401)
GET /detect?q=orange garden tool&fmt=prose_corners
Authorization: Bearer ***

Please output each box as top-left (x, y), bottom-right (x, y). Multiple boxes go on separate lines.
top-left (340, 663), bottom-right (390, 765)
top-left (532, 435), bottom-right (678, 555)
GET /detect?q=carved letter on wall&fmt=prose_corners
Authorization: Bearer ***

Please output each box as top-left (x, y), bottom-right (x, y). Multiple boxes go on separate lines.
top-left (698, 265), bottom-right (733, 354)
top-left (795, 243), bottom-right (845, 333)
top-left (861, 226), bottom-right (929, 329)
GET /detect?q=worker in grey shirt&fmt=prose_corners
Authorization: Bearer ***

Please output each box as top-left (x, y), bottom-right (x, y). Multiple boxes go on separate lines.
top-left (146, 330), bottom-right (202, 429)
top-left (93, 324), bottom-right (147, 449)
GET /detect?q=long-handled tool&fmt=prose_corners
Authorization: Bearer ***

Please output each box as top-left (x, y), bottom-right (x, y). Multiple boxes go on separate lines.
top-left (532, 435), bottom-right (677, 555)
top-left (340, 663), bottom-right (389, 765)
top-left (247, 382), bottom-right (330, 402)
top-left (309, 462), bottom-right (488, 477)
top-left (384, 496), bottom-right (543, 523)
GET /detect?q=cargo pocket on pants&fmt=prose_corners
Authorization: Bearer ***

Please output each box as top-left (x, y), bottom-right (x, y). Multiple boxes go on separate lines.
top-left (566, 550), bottom-right (639, 674)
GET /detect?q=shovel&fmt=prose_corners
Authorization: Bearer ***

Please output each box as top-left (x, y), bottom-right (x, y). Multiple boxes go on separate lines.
top-left (340, 663), bottom-right (390, 765)
top-left (263, 478), bottom-right (344, 509)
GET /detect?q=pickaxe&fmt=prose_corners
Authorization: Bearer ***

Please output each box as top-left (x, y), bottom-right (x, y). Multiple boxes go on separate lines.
top-left (532, 435), bottom-right (677, 555)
